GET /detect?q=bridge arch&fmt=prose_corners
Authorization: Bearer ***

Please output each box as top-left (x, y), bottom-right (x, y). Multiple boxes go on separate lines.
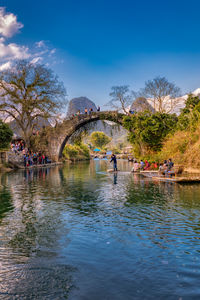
top-left (48, 111), bottom-right (125, 161)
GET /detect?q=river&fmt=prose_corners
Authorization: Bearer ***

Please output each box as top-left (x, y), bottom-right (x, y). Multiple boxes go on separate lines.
top-left (0, 160), bottom-right (200, 299)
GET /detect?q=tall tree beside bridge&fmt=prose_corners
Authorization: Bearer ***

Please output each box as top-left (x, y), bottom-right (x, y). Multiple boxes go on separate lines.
top-left (108, 85), bottom-right (132, 115)
top-left (0, 60), bottom-right (67, 147)
top-left (139, 76), bottom-right (181, 113)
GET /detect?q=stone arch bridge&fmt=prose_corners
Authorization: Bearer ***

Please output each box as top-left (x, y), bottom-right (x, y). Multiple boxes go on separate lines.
top-left (47, 111), bottom-right (125, 161)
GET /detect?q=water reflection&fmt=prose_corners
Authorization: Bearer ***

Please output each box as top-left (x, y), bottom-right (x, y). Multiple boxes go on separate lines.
top-left (0, 161), bottom-right (200, 299)
top-left (0, 186), bottom-right (13, 220)
top-left (113, 172), bottom-right (117, 184)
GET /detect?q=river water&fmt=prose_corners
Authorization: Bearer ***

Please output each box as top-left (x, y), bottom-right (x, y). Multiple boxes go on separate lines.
top-left (0, 160), bottom-right (200, 299)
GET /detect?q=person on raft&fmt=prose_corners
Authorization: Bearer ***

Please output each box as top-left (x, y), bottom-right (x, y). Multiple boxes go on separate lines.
top-left (110, 154), bottom-right (117, 171)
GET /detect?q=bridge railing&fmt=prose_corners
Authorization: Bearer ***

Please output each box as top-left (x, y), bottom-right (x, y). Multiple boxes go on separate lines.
top-left (64, 110), bottom-right (120, 121)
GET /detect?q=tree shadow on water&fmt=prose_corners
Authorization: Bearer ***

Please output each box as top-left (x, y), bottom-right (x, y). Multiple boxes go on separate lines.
top-left (0, 186), bottom-right (13, 221)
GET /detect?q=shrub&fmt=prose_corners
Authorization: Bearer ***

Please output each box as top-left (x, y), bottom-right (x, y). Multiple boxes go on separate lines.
top-left (63, 143), bottom-right (90, 160)
top-left (0, 120), bottom-right (13, 150)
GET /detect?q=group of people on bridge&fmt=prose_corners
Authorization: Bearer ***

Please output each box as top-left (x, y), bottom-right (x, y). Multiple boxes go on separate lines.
top-left (70, 106), bottom-right (101, 119)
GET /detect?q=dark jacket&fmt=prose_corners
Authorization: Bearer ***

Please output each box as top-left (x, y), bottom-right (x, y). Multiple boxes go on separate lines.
top-left (110, 155), bottom-right (117, 163)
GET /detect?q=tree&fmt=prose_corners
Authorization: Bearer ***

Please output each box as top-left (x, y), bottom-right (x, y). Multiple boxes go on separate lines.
top-left (108, 85), bottom-right (132, 115)
top-left (140, 76), bottom-right (181, 113)
top-left (181, 94), bottom-right (200, 114)
top-left (123, 112), bottom-right (177, 153)
top-left (0, 60), bottom-right (67, 147)
top-left (177, 94), bottom-right (200, 131)
top-left (90, 131), bottom-right (111, 149)
top-left (0, 119), bottom-right (13, 149)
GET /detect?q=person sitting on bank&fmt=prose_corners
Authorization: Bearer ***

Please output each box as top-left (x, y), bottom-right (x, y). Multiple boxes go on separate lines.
top-left (144, 160), bottom-right (150, 171)
top-left (140, 160), bottom-right (145, 170)
top-left (110, 154), bottom-right (117, 171)
top-left (132, 160), bottom-right (140, 172)
top-left (151, 161), bottom-right (158, 170)
top-left (167, 158), bottom-right (174, 171)
top-left (165, 158), bottom-right (175, 176)
top-left (158, 163), bottom-right (166, 175)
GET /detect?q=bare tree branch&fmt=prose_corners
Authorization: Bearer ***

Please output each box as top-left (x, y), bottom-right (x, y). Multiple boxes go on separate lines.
top-left (107, 85), bottom-right (133, 115)
top-left (139, 76), bottom-right (181, 113)
top-left (0, 60), bottom-right (67, 146)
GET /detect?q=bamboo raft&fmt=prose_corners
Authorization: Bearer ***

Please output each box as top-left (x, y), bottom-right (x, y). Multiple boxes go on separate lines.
top-left (107, 169), bottom-right (120, 173)
top-left (152, 176), bottom-right (200, 183)
top-left (141, 173), bottom-right (200, 183)
top-left (132, 170), bottom-right (158, 175)
top-left (107, 168), bottom-right (200, 183)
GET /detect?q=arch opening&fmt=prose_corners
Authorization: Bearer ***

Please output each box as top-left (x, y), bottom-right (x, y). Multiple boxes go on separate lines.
top-left (57, 112), bottom-right (125, 160)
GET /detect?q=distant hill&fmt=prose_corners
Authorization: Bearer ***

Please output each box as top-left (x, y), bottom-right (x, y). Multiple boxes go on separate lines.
top-left (146, 88), bottom-right (200, 115)
top-left (130, 97), bottom-right (154, 113)
top-left (129, 89), bottom-right (200, 115)
top-left (67, 96), bottom-right (128, 145)
top-left (67, 97), bottom-right (97, 116)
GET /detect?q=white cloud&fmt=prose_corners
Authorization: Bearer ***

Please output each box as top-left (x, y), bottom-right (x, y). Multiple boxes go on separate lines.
top-left (0, 8), bottom-right (59, 69)
top-left (0, 7), bottom-right (23, 38)
top-left (31, 56), bottom-right (42, 64)
top-left (0, 61), bottom-right (11, 71)
top-left (0, 41), bottom-right (30, 60)
top-left (50, 48), bottom-right (56, 55)
top-left (35, 40), bottom-right (45, 48)
top-left (0, 7), bottom-right (29, 65)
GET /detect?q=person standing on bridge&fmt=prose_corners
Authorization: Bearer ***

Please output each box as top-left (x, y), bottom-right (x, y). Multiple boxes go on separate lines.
top-left (97, 106), bottom-right (100, 112)
top-left (84, 108), bottom-right (88, 115)
top-left (89, 108), bottom-right (93, 116)
top-left (110, 153), bottom-right (117, 171)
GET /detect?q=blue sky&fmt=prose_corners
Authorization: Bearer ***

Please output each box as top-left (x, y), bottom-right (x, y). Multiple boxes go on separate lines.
top-left (1, 0), bottom-right (200, 108)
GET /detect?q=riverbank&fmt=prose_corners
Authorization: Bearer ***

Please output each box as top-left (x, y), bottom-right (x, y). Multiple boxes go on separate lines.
top-left (16, 161), bottom-right (63, 170)
top-left (0, 161), bottom-right (63, 173)
top-left (63, 157), bottom-right (90, 162)
top-left (0, 163), bottom-right (13, 173)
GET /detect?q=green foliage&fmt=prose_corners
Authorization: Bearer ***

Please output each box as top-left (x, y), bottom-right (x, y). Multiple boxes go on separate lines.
top-left (123, 112), bottom-right (177, 153)
top-left (177, 95), bottom-right (200, 131)
top-left (182, 94), bottom-right (200, 113)
top-left (0, 120), bottom-right (13, 149)
top-left (109, 146), bottom-right (121, 154)
top-left (63, 144), bottom-right (78, 159)
top-left (138, 94), bottom-right (200, 166)
top-left (79, 144), bottom-right (90, 158)
top-left (63, 143), bottom-right (90, 160)
top-left (89, 131), bottom-right (111, 149)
